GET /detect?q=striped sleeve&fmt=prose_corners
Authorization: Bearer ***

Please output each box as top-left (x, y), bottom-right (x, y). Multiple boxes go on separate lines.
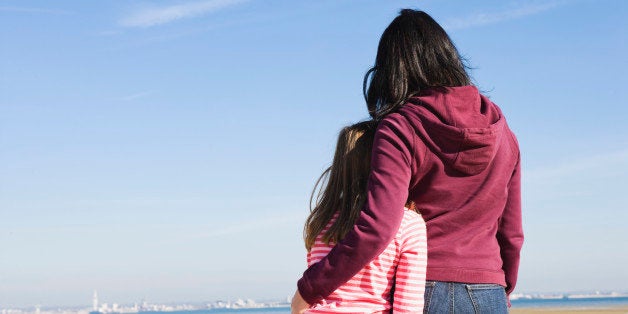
top-left (392, 212), bottom-right (428, 313)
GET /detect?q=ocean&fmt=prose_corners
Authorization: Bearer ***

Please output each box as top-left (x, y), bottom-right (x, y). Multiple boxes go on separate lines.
top-left (142, 309), bottom-right (290, 314)
top-left (510, 296), bottom-right (628, 309)
top-left (143, 297), bottom-right (628, 313)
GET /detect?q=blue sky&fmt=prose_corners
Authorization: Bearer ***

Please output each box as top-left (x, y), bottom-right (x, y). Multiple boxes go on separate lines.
top-left (1, 0), bottom-right (627, 308)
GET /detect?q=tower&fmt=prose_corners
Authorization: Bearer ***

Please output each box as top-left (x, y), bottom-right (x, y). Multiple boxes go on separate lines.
top-left (93, 290), bottom-right (99, 312)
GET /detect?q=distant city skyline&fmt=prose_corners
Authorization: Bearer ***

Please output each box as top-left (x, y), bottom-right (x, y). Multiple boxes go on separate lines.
top-left (2, 0), bottom-right (628, 308)
top-left (4, 289), bottom-right (628, 311)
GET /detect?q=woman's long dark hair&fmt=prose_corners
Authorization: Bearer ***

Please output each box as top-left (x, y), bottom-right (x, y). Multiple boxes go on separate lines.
top-left (364, 9), bottom-right (471, 120)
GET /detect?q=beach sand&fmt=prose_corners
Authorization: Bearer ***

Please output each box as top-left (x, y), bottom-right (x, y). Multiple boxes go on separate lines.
top-left (511, 306), bottom-right (628, 314)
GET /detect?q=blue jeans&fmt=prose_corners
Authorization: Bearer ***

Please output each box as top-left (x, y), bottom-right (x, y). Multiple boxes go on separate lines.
top-left (423, 281), bottom-right (508, 314)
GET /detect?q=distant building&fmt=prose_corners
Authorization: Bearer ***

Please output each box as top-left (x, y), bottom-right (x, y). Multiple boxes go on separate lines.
top-left (89, 290), bottom-right (103, 314)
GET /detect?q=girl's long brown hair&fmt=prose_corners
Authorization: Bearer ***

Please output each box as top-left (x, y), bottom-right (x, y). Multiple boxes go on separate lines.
top-left (304, 120), bottom-right (378, 251)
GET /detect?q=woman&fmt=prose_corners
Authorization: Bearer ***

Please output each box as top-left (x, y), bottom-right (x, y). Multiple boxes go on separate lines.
top-left (292, 9), bottom-right (523, 314)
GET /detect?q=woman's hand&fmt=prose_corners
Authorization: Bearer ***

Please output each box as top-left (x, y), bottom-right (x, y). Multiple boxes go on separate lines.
top-left (290, 290), bottom-right (310, 314)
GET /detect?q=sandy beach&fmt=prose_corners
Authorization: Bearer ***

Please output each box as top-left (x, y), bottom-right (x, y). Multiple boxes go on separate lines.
top-left (511, 306), bottom-right (628, 313)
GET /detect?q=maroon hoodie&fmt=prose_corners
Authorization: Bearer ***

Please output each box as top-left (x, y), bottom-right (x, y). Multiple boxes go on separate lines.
top-left (298, 86), bottom-right (523, 304)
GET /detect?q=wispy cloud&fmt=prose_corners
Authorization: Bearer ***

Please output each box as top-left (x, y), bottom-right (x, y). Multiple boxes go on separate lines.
top-left (7, 213), bottom-right (303, 241)
top-left (119, 0), bottom-right (247, 28)
top-left (0, 6), bottom-right (72, 15)
top-left (522, 149), bottom-right (628, 205)
top-left (186, 213), bottom-right (302, 239)
top-left (443, 1), bottom-right (565, 30)
top-left (525, 149), bottom-right (628, 183)
top-left (119, 90), bottom-right (154, 101)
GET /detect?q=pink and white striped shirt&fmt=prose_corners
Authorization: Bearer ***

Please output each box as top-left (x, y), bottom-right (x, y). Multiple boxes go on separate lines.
top-left (305, 208), bottom-right (427, 314)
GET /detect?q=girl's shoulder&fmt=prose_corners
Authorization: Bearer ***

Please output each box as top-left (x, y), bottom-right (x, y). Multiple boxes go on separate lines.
top-left (402, 207), bottom-right (425, 222)
top-left (398, 208), bottom-right (427, 236)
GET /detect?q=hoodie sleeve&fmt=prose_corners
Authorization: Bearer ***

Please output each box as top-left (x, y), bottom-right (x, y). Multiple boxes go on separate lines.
top-left (497, 149), bottom-right (524, 297)
top-left (297, 115), bottom-right (415, 304)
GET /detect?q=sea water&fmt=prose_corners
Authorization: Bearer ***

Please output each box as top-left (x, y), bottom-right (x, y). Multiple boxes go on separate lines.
top-left (510, 296), bottom-right (628, 309)
top-left (142, 297), bottom-right (628, 313)
top-left (142, 309), bottom-right (290, 314)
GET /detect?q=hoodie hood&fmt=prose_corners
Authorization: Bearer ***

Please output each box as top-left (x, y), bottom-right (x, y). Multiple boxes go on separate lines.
top-left (398, 86), bottom-right (505, 176)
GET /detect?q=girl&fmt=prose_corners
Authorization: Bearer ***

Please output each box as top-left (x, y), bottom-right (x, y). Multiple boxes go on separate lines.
top-left (303, 121), bottom-right (427, 313)
top-left (293, 9), bottom-right (523, 314)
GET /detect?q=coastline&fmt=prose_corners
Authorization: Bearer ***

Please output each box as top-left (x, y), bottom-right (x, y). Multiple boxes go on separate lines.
top-left (511, 306), bottom-right (628, 313)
